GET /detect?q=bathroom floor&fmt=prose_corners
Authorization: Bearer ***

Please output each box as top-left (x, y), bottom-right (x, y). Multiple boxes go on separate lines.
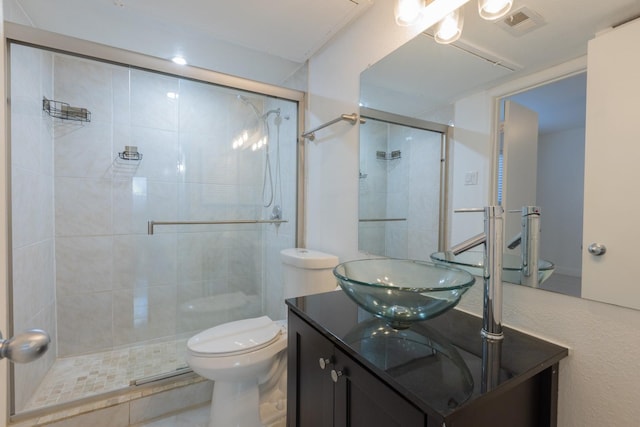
top-left (24, 338), bottom-right (190, 411)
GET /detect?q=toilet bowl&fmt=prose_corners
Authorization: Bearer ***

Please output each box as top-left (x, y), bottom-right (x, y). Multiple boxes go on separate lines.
top-left (186, 248), bottom-right (338, 427)
top-left (187, 316), bottom-right (287, 427)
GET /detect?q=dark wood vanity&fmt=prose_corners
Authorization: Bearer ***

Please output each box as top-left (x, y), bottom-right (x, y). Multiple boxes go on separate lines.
top-left (287, 291), bottom-right (568, 427)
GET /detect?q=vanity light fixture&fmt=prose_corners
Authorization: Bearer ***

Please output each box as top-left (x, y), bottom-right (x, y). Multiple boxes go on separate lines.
top-left (171, 56), bottom-right (187, 65)
top-left (394, 0), bottom-right (426, 26)
top-left (478, 0), bottom-right (513, 20)
top-left (394, 0), bottom-right (512, 42)
top-left (434, 9), bottom-right (464, 44)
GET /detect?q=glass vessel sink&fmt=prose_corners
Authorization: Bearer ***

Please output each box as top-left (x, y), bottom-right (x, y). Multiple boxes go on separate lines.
top-left (333, 259), bottom-right (475, 329)
top-left (429, 251), bottom-right (555, 286)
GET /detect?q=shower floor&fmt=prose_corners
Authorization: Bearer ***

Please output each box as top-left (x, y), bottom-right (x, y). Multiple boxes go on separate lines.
top-left (24, 338), bottom-right (190, 412)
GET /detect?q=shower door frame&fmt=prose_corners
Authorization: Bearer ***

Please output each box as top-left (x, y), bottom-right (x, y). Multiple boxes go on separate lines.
top-left (3, 22), bottom-right (307, 419)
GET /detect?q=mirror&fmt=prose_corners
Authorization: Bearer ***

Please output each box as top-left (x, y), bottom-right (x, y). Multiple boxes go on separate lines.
top-left (359, 0), bottom-right (640, 303)
top-left (500, 73), bottom-right (586, 298)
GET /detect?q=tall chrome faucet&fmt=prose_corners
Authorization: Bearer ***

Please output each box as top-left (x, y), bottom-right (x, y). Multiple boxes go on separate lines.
top-left (451, 206), bottom-right (504, 341)
top-left (506, 206), bottom-right (541, 288)
top-left (451, 206), bottom-right (505, 391)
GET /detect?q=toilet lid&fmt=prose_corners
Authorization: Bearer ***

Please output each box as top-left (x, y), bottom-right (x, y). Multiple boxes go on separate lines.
top-left (187, 316), bottom-right (282, 357)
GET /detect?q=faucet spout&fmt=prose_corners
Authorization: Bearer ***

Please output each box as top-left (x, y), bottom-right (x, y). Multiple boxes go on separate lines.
top-left (506, 232), bottom-right (522, 249)
top-left (450, 232), bottom-right (486, 255)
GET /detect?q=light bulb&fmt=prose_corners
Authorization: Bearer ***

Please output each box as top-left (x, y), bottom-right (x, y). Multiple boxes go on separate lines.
top-left (171, 56), bottom-right (187, 65)
top-left (478, 0), bottom-right (513, 21)
top-left (434, 9), bottom-right (463, 44)
top-left (394, 0), bottom-right (425, 26)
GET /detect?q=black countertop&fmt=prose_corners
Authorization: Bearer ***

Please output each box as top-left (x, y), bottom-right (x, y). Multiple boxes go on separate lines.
top-left (286, 290), bottom-right (568, 422)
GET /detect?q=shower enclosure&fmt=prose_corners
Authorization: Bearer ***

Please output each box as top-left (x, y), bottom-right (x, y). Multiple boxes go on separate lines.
top-left (8, 37), bottom-right (302, 416)
top-left (358, 110), bottom-right (448, 260)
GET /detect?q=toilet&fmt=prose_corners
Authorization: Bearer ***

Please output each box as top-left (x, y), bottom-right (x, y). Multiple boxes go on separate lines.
top-left (186, 248), bottom-right (339, 427)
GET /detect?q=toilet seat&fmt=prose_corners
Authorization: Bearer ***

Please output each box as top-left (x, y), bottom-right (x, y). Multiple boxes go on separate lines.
top-left (187, 316), bottom-right (282, 357)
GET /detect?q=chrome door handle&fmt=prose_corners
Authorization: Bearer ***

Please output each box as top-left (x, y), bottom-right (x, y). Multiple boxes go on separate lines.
top-left (588, 243), bottom-right (607, 256)
top-left (0, 329), bottom-right (50, 363)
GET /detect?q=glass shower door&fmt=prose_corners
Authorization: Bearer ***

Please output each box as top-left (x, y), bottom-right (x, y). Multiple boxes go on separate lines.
top-left (9, 42), bottom-right (299, 414)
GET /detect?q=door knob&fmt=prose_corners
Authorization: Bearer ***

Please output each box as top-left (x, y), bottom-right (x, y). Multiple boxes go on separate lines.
top-left (0, 329), bottom-right (50, 363)
top-left (319, 357), bottom-right (332, 370)
top-left (588, 243), bottom-right (607, 256)
top-left (330, 369), bottom-right (343, 383)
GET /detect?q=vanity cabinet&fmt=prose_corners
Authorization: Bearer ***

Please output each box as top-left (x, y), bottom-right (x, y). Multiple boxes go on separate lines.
top-left (287, 291), bottom-right (568, 427)
top-left (287, 310), bottom-right (426, 427)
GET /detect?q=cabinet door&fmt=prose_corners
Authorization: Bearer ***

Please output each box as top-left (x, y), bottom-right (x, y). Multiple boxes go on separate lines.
top-left (288, 313), bottom-right (335, 427)
top-left (333, 347), bottom-right (426, 427)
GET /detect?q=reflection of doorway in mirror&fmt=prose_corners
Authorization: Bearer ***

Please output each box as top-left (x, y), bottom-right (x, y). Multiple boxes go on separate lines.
top-left (358, 114), bottom-right (446, 260)
top-left (501, 72), bottom-right (586, 297)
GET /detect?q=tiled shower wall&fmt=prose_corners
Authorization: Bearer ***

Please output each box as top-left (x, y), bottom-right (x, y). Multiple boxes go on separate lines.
top-left (10, 44), bottom-right (298, 412)
top-left (11, 44), bottom-right (58, 413)
top-left (359, 120), bottom-right (441, 259)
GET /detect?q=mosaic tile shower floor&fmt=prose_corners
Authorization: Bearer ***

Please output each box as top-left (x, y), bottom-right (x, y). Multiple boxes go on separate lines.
top-left (25, 338), bottom-right (190, 411)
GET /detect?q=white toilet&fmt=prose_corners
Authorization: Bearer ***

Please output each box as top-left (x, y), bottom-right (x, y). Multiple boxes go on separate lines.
top-left (186, 248), bottom-right (339, 427)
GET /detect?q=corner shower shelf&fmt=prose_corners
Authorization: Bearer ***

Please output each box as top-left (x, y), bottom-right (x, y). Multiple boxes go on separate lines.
top-left (118, 146), bottom-right (143, 161)
top-left (42, 97), bottom-right (91, 122)
top-left (376, 150), bottom-right (401, 160)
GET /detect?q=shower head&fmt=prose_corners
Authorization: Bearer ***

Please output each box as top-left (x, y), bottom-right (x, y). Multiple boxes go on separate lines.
top-left (238, 96), bottom-right (281, 122)
top-left (234, 95), bottom-right (269, 151)
top-left (262, 108), bottom-right (281, 121)
top-left (237, 94), bottom-right (262, 119)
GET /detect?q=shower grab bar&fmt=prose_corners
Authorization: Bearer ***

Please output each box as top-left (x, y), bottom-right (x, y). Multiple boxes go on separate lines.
top-left (301, 113), bottom-right (365, 141)
top-left (147, 219), bottom-right (288, 235)
top-left (358, 218), bottom-right (407, 222)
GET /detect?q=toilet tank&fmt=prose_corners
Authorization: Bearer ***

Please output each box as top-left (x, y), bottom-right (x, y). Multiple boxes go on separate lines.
top-left (281, 248), bottom-right (339, 299)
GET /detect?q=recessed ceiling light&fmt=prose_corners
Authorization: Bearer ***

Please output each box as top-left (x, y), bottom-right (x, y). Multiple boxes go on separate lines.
top-left (171, 56), bottom-right (187, 65)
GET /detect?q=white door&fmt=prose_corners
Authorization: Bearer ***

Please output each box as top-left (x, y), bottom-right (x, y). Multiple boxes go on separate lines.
top-left (582, 19), bottom-right (640, 309)
top-left (502, 100), bottom-right (539, 247)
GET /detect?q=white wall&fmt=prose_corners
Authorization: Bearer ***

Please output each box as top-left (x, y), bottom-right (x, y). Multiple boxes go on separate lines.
top-left (450, 91), bottom-right (494, 245)
top-left (306, 1), bottom-right (640, 426)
